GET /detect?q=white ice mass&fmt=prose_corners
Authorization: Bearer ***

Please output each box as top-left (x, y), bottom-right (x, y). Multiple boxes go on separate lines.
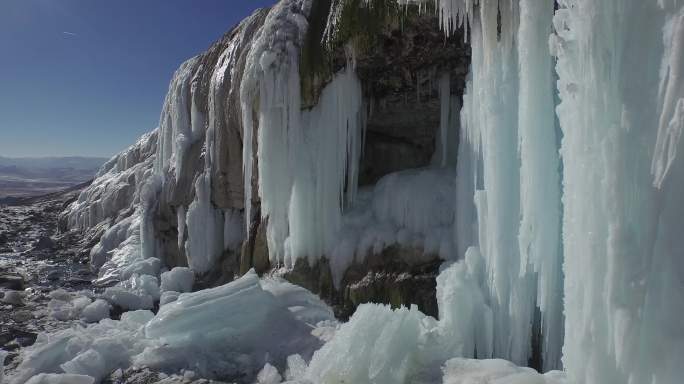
top-left (10, 0), bottom-right (681, 383)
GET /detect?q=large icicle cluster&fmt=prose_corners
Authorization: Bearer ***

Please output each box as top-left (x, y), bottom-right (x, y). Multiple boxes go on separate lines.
top-left (241, 0), bottom-right (369, 269)
top-left (437, 0), bottom-right (684, 382)
top-left (433, 0), bottom-right (566, 370)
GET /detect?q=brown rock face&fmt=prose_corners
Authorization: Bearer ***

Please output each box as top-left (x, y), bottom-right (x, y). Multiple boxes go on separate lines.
top-left (275, 245), bottom-right (442, 319)
top-left (356, 17), bottom-right (469, 184)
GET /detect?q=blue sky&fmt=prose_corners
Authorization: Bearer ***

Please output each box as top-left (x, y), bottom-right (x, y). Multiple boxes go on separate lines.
top-left (0, 0), bottom-right (276, 158)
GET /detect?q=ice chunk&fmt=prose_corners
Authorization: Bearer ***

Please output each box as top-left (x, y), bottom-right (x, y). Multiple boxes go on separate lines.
top-left (120, 310), bottom-right (154, 327)
top-left (284, 355), bottom-right (307, 381)
top-left (137, 270), bottom-right (331, 380)
top-left (59, 349), bottom-right (106, 381)
top-left (102, 285), bottom-right (152, 311)
top-left (259, 277), bottom-right (334, 325)
top-left (48, 291), bottom-right (92, 321)
top-left (257, 363), bottom-right (282, 384)
top-left (80, 299), bottom-right (111, 323)
top-left (159, 291), bottom-right (180, 306)
top-left (306, 304), bottom-right (425, 384)
top-left (102, 274), bottom-right (159, 310)
top-left (160, 267), bottom-right (194, 293)
top-left (120, 257), bottom-right (160, 281)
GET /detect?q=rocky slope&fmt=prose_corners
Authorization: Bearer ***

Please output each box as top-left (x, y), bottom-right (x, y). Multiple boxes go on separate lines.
top-left (1, 186), bottom-right (96, 368)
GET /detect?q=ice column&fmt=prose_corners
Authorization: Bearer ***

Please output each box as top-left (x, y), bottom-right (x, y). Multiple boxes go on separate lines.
top-left (449, 0), bottom-right (562, 369)
top-left (516, 0), bottom-right (563, 371)
top-left (554, 1), bottom-right (684, 383)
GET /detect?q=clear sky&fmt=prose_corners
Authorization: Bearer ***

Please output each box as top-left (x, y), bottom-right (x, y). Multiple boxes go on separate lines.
top-left (0, 0), bottom-right (276, 158)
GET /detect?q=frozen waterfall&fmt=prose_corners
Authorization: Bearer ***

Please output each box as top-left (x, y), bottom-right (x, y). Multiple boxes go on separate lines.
top-left (47, 0), bottom-right (684, 383)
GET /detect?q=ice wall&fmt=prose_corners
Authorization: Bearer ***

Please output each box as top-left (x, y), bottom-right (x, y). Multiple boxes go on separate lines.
top-left (553, 1), bottom-right (684, 383)
top-left (441, 0), bottom-right (683, 381)
top-left (440, 0), bottom-right (564, 370)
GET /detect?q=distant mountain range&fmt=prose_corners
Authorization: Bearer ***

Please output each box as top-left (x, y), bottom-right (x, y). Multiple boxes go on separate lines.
top-left (0, 156), bottom-right (108, 200)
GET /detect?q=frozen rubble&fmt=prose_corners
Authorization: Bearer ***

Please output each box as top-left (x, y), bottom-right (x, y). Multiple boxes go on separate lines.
top-left (4, 270), bottom-right (338, 384)
top-left (4, 258), bottom-right (569, 384)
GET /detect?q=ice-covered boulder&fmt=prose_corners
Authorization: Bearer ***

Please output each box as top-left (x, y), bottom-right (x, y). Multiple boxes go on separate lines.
top-left (47, 290), bottom-right (92, 321)
top-left (80, 299), bottom-right (111, 323)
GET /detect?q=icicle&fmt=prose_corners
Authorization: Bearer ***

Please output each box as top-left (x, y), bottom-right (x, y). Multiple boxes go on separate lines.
top-left (177, 205), bottom-right (186, 252)
top-left (288, 60), bottom-right (364, 267)
top-left (240, 0), bottom-right (310, 260)
top-left (516, 0), bottom-right (563, 371)
top-left (652, 10), bottom-right (684, 188)
top-left (155, 57), bottom-right (199, 179)
top-left (438, 72), bottom-right (451, 167)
